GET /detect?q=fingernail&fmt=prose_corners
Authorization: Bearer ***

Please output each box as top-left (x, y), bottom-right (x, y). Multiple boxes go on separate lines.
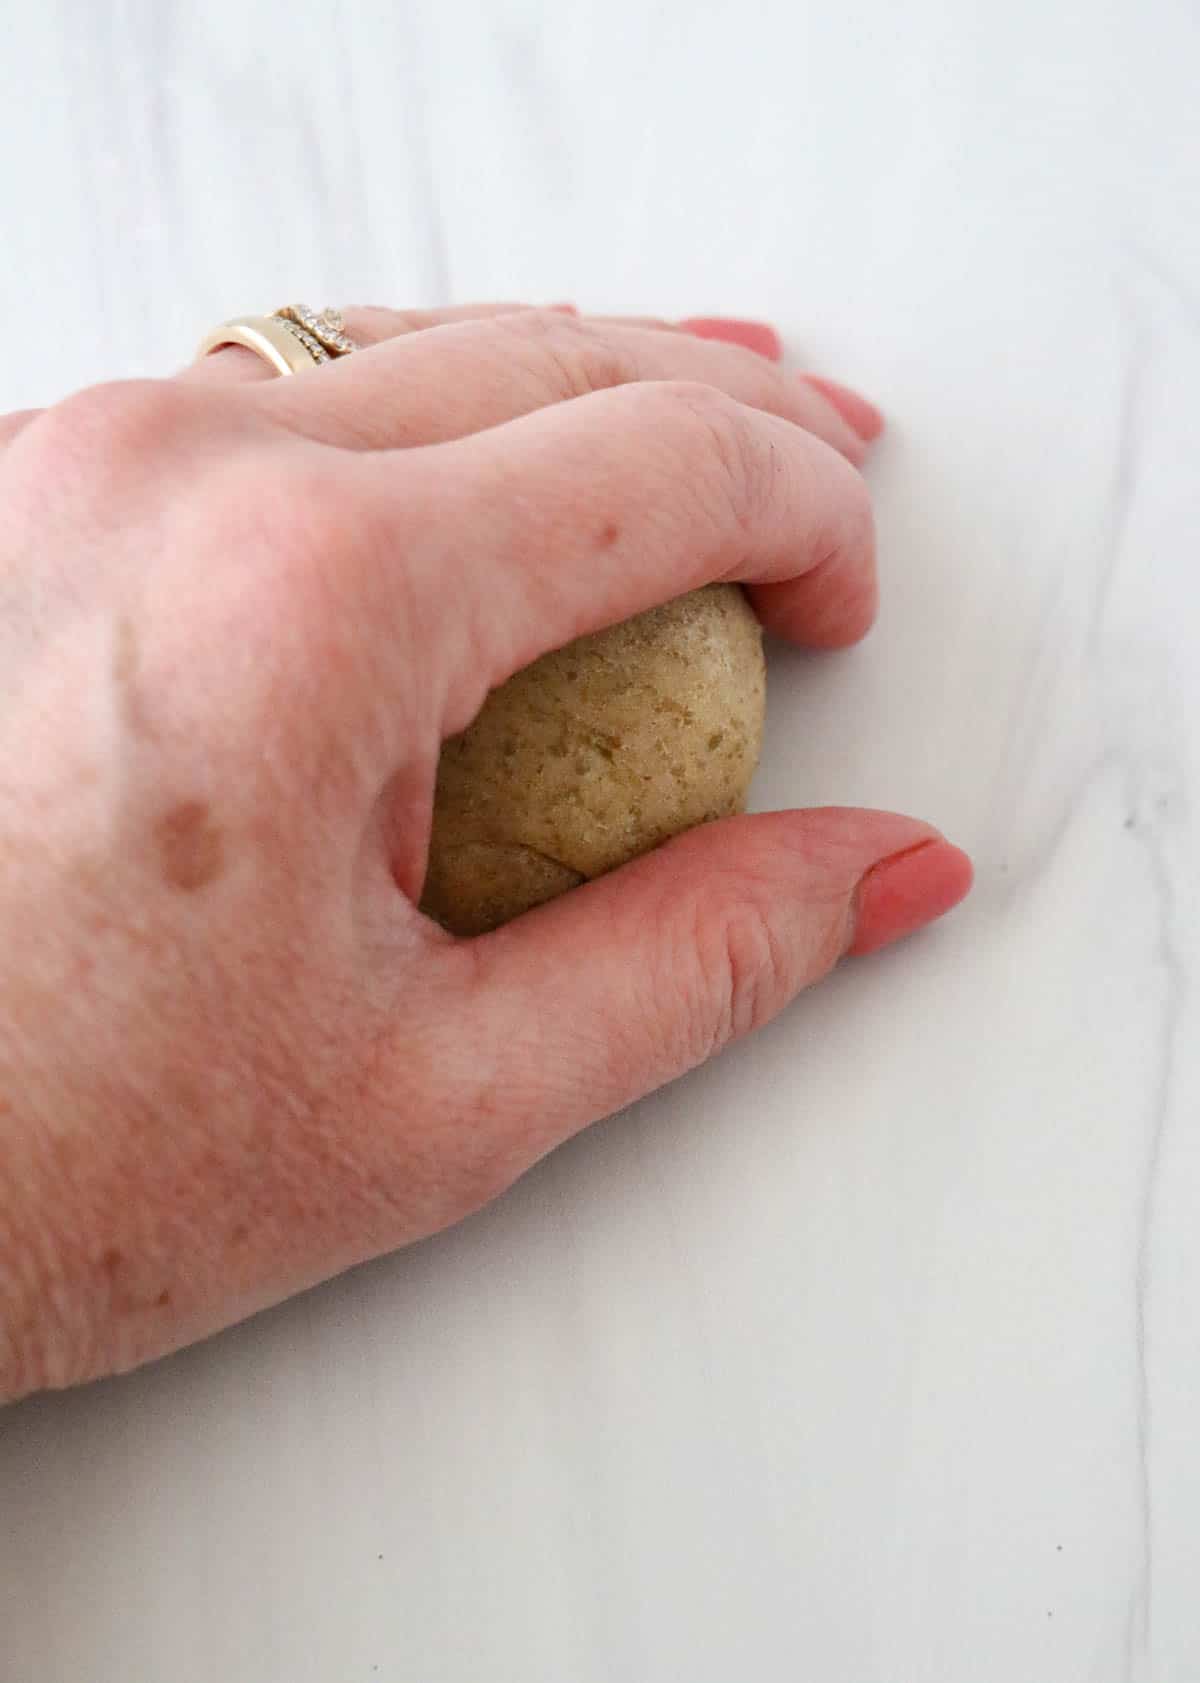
top-left (678, 317), bottom-right (784, 361)
top-left (801, 374), bottom-right (885, 442)
top-left (847, 839), bottom-right (973, 957)
top-left (548, 302), bottom-right (579, 314)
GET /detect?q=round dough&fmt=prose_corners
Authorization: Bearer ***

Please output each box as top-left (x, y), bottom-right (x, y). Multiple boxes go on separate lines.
top-left (421, 585), bottom-right (766, 935)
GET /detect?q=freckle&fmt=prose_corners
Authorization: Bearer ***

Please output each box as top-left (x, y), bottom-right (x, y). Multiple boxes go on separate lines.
top-left (101, 1248), bottom-right (122, 1276)
top-left (156, 801), bottom-right (225, 892)
top-left (156, 1288), bottom-right (171, 1308)
top-left (598, 521), bottom-right (620, 548)
top-left (230, 1223), bottom-right (249, 1245)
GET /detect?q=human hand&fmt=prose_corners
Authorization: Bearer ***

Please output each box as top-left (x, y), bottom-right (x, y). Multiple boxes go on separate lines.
top-left (0, 304), bottom-right (971, 1400)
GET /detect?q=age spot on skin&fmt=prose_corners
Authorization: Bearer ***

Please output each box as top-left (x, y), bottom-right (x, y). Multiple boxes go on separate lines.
top-left (100, 1249), bottom-right (173, 1312)
top-left (156, 801), bottom-right (225, 892)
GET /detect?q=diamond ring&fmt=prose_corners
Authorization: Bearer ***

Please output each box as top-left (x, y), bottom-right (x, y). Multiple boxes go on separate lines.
top-left (195, 306), bottom-right (358, 378)
top-left (274, 304), bottom-right (359, 360)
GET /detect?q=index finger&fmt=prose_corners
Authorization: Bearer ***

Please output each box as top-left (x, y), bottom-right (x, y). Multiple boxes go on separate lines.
top-left (364, 377), bottom-right (876, 722)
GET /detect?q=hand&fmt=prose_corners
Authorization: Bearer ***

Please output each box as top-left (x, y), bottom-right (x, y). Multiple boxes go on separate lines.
top-left (0, 304), bottom-right (971, 1400)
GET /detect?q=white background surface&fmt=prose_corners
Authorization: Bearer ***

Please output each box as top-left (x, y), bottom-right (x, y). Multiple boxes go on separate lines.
top-left (2, 2), bottom-right (1199, 1679)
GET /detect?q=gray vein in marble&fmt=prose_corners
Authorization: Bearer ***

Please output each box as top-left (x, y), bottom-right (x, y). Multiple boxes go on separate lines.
top-left (1087, 290), bottom-right (1144, 655)
top-left (1092, 292), bottom-right (1191, 1683)
top-left (1121, 760), bottom-right (1187, 1683)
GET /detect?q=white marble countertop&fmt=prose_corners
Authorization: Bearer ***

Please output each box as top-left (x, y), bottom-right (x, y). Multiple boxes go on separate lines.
top-left (2, 2), bottom-right (1198, 1679)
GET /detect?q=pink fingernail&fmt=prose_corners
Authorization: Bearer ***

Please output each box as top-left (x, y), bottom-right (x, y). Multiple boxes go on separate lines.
top-left (847, 839), bottom-right (973, 957)
top-left (548, 302), bottom-right (579, 314)
top-left (801, 374), bottom-right (885, 442)
top-left (679, 317), bottom-right (784, 361)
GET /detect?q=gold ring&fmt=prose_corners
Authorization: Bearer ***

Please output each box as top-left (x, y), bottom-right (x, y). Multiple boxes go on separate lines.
top-left (196, 314), bottom-right (330, 377)
top-left (195, 307), bottom-right (357, 378)
top-left (275, 304), bottom-right (358, 358)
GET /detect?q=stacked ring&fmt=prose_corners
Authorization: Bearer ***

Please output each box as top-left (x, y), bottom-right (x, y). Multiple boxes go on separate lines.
top-left (195, 305), bottom-right (358, 378)
top-left (274, 304), bottom-right (358, 358)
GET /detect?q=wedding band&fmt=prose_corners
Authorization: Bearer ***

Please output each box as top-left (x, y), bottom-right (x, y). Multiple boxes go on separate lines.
top-left (195, 307), bottom-right (357, 378)
top-left (196, 315), bottom-right (328, 377)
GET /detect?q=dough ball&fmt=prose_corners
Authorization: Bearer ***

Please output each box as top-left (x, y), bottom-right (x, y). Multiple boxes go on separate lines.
top-left (421, 585), bottom-right (765, 935)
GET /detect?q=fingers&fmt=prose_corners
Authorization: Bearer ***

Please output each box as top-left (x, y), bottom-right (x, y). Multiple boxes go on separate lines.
top-left (183, 303), bottom-right (881, 470)
top-left (578, 315), bottom-right (783, 361)
top-left (363, 378), bottom-right (875, 723)
top-left (182, 301), bottom-right (543, 388)
top-left (801, 374), bottom-right (885, 442)
top-left (677, 316), bottom-right (784, 360)
top-left (348, 306), bottom-right (784, 363)
top-left (255, 309), bottom-right (872, 463)
top-left (435, 810), bottom-right (972, 1173)
top-left (346, 301), bottom-right (549, 342)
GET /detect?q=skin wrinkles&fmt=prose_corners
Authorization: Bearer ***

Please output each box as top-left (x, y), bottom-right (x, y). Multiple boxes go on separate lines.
top-left (0, 302), bottom-right (971, 1400)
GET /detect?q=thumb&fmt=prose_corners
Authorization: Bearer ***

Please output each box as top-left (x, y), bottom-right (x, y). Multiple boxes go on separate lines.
top-left (458, 808), bottom-right (972, 1163)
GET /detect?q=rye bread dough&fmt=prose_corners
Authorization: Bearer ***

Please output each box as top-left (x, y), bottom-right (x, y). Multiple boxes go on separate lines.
top-left (421, 585), bottom-right (765, 935)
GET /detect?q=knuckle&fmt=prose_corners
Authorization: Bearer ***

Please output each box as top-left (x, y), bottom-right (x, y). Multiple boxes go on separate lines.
top-left (352, 990), bottom-right (525, 1240)
top-left (695, 886), bottom-right (795, 1059)
top-left (500, 310), bottom-right (640, 401)
top-left (14, 383), bottom-right (214, 531)
top-left (653, 381), bottom-right (767, 536)
top-left (197, 449), bottom-right (420, 772)
top-left (34, 379), bottom-right (192, 469)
